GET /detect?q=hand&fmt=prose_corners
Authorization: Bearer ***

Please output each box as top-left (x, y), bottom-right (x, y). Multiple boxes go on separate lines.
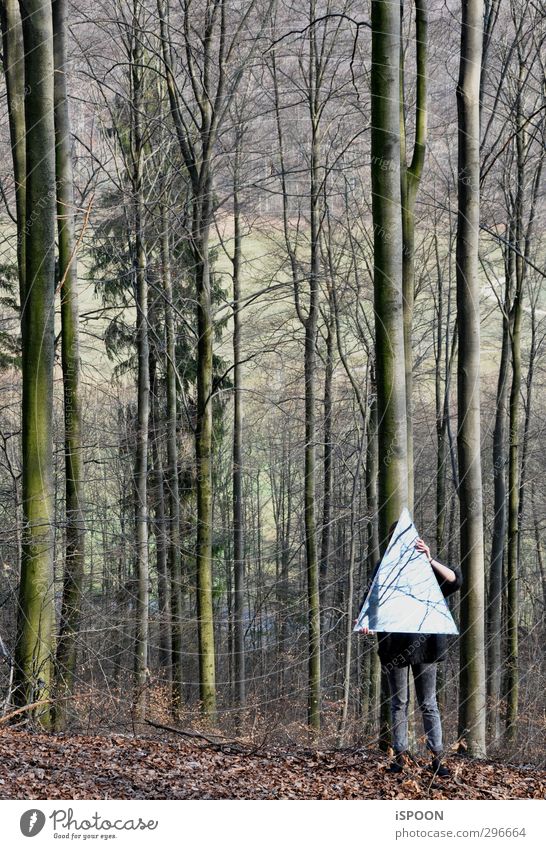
top-left (354, 619), bottom-right (374, 635)
top-left (415, 538), bottom-right (432, 561)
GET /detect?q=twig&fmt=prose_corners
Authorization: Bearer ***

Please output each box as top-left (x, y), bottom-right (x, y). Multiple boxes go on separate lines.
top-left (144, 718), bottom-right (264, 756)
top-left (0, 699), bottom-right (52, 726)
top-left (145, 718), bottom-right (230, 746)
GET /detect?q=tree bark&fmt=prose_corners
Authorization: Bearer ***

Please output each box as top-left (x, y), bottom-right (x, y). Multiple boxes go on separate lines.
top-left (232, 136), bottom-right (245, 713)
top-left (52, 0), bottom-right (85, 731)
top-left (364, 369), bottom-right (381, 734)
top-left (339, 429), bottom-right (364, 741)
top-left (149, 344), bottom-right (172, 689)
top-left (371, 0), bottom-right (408, 549)
top-left (319, 298), bottom-right (334, 621)
top-left (161, 197), bottom-right (183, 717)
top-left (131, 1), bottom-right (149, 722)
top-left (487, 282), bottom-right (509, 743)
top-left (400, 0), bottom-right (427, 512)
top-left (194, 213), bottom-right (217, 722)
top-left (13, 0), bottom-right (57, 727)
top-left (303, 1), bottom-right (321, 731)
top-left (455, 0), bottom-right (487, 757)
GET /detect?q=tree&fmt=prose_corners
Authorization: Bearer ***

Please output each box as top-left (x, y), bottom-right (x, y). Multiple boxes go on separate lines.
top-left (160, 190), bottom-right (183, 716)
top-left (455, 0), bottom-right (487, 758)
top-left (52, 0), bottom-right (85, 731)
top-left (12, 0), bottom-right (57, 725)
top-left (400, 0), bottom-right (428, 511)
top-left (156, 0), bottom-right (267, 723)
top-left (130, 0), bottom-right (150, 722)
top-left (371, 0), bottom-right (408, 545)
top-left (231, 125), bottom-right (245, 713)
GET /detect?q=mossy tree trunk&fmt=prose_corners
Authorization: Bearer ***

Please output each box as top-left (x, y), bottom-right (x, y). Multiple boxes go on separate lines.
top-left (13, 0), bottom-right (58, 726)
top-left (193, 206), bottom-right (217, 721)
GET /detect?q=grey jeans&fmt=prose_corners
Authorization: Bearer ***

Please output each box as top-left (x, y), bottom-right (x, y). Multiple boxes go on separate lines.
top-left (385, 662), bottom-right (443, 756)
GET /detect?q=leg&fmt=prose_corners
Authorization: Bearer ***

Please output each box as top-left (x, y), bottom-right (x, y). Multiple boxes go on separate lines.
top-left (385, 664), bottom-right (410, 754)
top-left (412, 662), bottom-right (443, 755)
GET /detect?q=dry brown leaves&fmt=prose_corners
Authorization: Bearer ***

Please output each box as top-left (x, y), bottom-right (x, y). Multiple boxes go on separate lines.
top-left (0, 728), bottom-right (544, 800)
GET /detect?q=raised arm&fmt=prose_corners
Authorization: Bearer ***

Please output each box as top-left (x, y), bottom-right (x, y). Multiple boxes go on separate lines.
top-left (415, 538), bottom-right (463, 596)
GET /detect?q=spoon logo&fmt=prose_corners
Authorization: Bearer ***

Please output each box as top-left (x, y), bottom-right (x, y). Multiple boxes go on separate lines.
top-left (20, 809), bottom-right (46, 837)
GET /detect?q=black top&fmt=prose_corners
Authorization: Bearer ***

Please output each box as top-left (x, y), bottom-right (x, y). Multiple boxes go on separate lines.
top-left (359, 557), bottom-right (463, 667)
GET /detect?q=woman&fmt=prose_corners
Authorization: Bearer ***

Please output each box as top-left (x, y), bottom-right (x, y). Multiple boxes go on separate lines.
top-left (357, 522), bottom-right (462, 777)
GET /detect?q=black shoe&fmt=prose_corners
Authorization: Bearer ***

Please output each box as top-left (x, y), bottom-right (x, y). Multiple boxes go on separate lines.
top-left (389, 751), bottom-right (409, 773)
top-left (430, 756), bottom-right (451, 778)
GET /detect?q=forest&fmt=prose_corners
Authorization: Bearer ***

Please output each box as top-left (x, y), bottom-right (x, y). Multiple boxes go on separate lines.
top-left (0, 0), bottom-right (544, 800)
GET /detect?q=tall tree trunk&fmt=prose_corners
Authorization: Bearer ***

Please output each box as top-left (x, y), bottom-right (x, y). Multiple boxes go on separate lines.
top-left (149, 347), bottom-right (172, 687)
top-left (362, 368), bottom-right (381, 735)
top-left (319, 299), bottom-right (334, 620)
top-left (455, 0), bottom-right (487, 757)
top-left (504, 101), bottom-right (524, 737)
top-left (304, 4), bottom-right (321, 731)
top-left (131, 2), bottom-right (149, 722)
top-left (434, 230), bottom-right (457, 565)
top-left (371, 0), bottom-right (408, 548)
top-left (505, 270), bottom-right (521, 739)
top-left (531, 483), bottom-right (545, 616)
top-left (13, 0), bottom-right (57, 726)
top-left (52, 0), bottom-right (85, 731)
top-left (161, 197), bottom-right (183, 717)
top-left (371, 0), bottom-right (407, 753)
top-left (194, 212), bottom-right (217, 722)
top-left (339, 430), bottom-right (364, 741)
top-left (487, 281), bottom-right (510, 743)
top-left (400, 0), bottom-right (427, 511)
top-left (232, 138), bottom-right (245, 713)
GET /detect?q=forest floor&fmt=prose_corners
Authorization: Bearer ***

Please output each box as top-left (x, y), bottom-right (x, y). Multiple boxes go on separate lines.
top-left (0, 726), bottom-right (545, 800)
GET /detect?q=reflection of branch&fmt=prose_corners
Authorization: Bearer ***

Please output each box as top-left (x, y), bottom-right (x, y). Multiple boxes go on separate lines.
top-left (362, 528), bottom-right (455, 632)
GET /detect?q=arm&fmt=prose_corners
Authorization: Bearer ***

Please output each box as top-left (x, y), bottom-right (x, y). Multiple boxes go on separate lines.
top-left (416, 539), bottom-right (462, 596)
top-left (431, 558), bottom-right (456, 584)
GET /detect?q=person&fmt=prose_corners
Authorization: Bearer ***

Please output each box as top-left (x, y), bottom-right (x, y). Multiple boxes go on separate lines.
top-left (356, 522), bottom-right (462, 778)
